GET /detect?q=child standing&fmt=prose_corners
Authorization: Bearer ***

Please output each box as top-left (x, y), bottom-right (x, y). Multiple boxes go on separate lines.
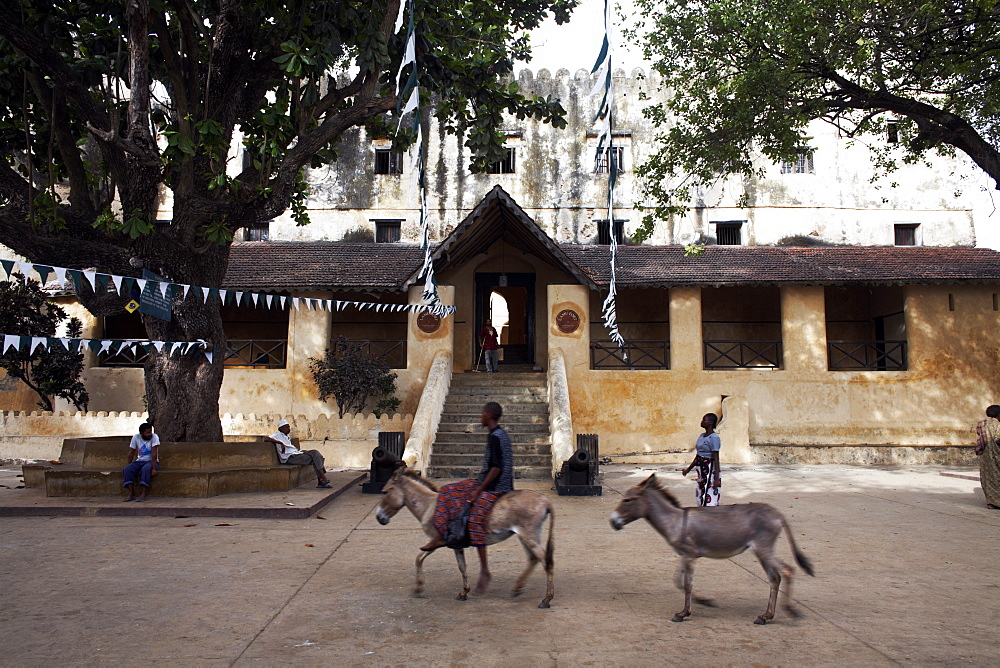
top-left (681, 413), bottom-right (722, 506)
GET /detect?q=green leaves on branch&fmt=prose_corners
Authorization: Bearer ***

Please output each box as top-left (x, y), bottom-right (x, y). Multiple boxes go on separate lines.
top-left (91, 208), bottom-right (153, 239)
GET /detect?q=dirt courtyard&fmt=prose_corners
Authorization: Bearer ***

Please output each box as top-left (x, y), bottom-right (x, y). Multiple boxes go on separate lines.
top-left (1, 464), bottom-right (998, 666)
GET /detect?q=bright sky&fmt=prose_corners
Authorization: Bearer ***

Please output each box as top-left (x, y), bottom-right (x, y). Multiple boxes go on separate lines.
top-left (525, 0), bottom-right (645, 73)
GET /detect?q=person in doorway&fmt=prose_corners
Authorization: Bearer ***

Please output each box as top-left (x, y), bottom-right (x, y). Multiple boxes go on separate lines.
top-left (479, 318), bottom-right (500, 372)
top-left (421, 401), bottom-right (514, 595)
top-left (975, 404), bottom-right (1000, 509)
top-left (123, 422), bottom-right (159, 502)
top-left (681, 413), bottom-right (722, 506)
top-left (264, 419), bottom-right (333, 488)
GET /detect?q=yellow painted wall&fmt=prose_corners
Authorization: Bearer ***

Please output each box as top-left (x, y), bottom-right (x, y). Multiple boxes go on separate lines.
top-left (554, 284), bottom-right (1000, 459)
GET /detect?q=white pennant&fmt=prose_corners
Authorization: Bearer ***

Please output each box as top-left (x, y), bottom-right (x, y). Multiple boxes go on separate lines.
top-left (4, 334), bottom-right (20, 353)
top-left (201, 287), bottom-right (211, 303)
top-left (236, 291), bottom-right (244, 306)
top-left (204, 351), bottom-right (214, 364)
top-left (82, 270), bottom-right (97, 290)
top-left (280, 296), bottom-right (287, 309)
top-left (252, 293), bottom-right (259, 307)
top-left (54, 267), bottom-right (67, 288)
top-left (17, 261), bottom-right (34, 278)
top-left (266, 294), bottom-right (274, 308)
top-left (99, 340), bottom-right (113, 354)
top-left (30, 336), bottom-right (47, 353)
top-left (292, 297), bottom-right (300, 310)
top-left (219, 289), bottom-right (228, 304)
top-left (400, 85), bottom-right (419, 117)
top-left (153, 341), bottom-right (165, 352)
top-left (135, 278), bottom-right (147, 294)
top-left (159, 281), bottom-right (169, 299)
top-left (59, 338), bottom-right (70, 350)
top-left (395, 31), bottom-right (416, 95)
top-left (394, 0), bottom-right (407, 32)
top-left (111, 274), bottom-right (123, 294)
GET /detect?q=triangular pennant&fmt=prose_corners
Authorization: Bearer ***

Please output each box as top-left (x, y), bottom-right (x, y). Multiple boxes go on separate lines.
top-left (280, 296), bottom-right (287, 310)
top-left (135, 278), bottom-right (147, 294)
top-left (30, 336), bottom-right (47, 354)
top-left (95, 274), bottom-right (109, 291)
top-left (292, 297), bottom-right (300, 310)
top-left (59, 338), bottom-right (70, 350)
top-left (82, 270), bottom-right (97, 290)
top-left (54, 267), bottom-right (67, 288)
top-left (204, 351), bottom-right (213, 364)
top-left (202, 287), bottom-right (211, 303)
top-left (88, 339), bottom-right (102, 352)
top-left (0, 259), bottom-right (14, 278)
top-left (34, 265), bottom-right (53, 285)
top-left (17, 261), bottom-right (34, 279)
top-left (99, 340), bottom-right (113, 354)
top-left (3, 334), bottom-right (20, 353)
top-left (219, 289), bottom-right (228, 304)
top-left (236, 291), bottom-right (244, 306)
top-left (153, 341), bottom-right (165, 353)
top-left (178, 284), bottom-right (188, 300)
top-left (111, 274), bottom-right (123, 294)
top-left (266, 294), bottom-right (273, 308)
top-left (159, 281), bottom-right (169, 299)
top-left (251, 293), bottom-right (260, 307)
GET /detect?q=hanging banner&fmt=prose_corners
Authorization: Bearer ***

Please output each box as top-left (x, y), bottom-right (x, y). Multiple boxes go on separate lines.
top-left (139, 270), bottom-right (176, 321)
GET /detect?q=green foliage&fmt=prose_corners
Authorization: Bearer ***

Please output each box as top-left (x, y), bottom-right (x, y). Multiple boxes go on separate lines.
top-left (341, 227), bottom-right (375, 242)
top-left (0, 277), bottom-right (89, 411)
top-left (309, 337), bottom-right (400, 419)
top-left (627, 0), bottom-right (1000, 240)
top-left (683, 243), bottom-right (706, 258)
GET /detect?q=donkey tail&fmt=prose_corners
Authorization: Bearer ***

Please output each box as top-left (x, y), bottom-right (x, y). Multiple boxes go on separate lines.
top-left (782, 517), bottom-right (815, 577)
top-left (544, 504), bottom-right (555, 571)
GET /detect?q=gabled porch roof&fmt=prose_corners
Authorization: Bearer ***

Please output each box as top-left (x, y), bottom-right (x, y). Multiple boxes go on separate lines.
top-left (401, 185), bottom-right (597, 290)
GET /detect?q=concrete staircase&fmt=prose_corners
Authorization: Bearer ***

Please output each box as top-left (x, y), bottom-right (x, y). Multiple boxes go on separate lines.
top-left (427, 371), bottom-right (551, 479)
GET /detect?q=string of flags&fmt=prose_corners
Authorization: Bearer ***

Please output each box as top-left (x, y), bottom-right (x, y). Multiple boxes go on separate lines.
top-left (1, 333), bottom-right (213, 363)
top-left (395, 0), bottom-right (440, 307)
top-left (592, 0), bottom-right (626, 352)
top-left (0, 258), bottom-right (456, 316)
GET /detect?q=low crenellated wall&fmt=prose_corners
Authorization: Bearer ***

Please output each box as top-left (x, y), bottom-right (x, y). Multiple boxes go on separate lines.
top-left (0, 410), bottom-right (412, 466)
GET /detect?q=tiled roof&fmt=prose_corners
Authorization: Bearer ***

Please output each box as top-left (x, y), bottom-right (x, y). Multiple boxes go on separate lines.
top-left (225, 242), bottom-right (424, 291)
top-left (224, 242), bottom-right (1000, 291)
top-left (560, 245), bottom-right (1000, 286)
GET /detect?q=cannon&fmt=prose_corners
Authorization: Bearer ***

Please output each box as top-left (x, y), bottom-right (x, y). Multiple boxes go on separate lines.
top-left (554, 433), bottom-right (602, 496)
top-left (361, 431), bottom-right (405, 493)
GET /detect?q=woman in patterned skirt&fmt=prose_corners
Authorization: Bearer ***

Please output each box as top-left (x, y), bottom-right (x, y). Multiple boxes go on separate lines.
top-left (975, 404), bottom-right (1000, 509)
top-left (421, 401), bottom-right (514, 594)
top-left (682, 413), bottom-right (722, 506)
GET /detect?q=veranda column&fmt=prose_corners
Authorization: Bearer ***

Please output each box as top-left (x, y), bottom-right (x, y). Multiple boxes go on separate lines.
top-left (288, 290), bottom-right (333, 414)
top-left (780, 286), bottom-right (827, 372)
top-left (669, 287), bottom-right (702, 371)
top-left (547, 285), bottom-right (590, 372)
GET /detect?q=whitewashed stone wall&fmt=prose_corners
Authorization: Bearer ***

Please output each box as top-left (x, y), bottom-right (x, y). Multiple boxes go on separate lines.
top-left (243, 67), bottom-right (984, 248)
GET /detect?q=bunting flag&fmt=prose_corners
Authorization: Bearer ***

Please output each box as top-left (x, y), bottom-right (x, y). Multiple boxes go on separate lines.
top-left (0, 333), bottom-right (212, 362)
top-left (0, 258), bottom-right (455, 316)
top-left (394, 0), bottom-right (441, 311)
top-left (592, 0), bottom-right (625, 351)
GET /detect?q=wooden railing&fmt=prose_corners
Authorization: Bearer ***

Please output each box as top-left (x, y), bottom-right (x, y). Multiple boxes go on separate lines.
top-left (339, 339), bottom-right (407, 369)
top-left (99, 339), bottom-right (288, 369)
top-left (828, 340), bottom-right (907, 371)
top-left (704, 340), bottom-right (782, 369)
top-left (590, 340), bottom-right (670, 370)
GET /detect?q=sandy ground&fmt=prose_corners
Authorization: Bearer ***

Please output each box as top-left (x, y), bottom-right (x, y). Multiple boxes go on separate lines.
top-left (0, 463), bottom-right (998, 666)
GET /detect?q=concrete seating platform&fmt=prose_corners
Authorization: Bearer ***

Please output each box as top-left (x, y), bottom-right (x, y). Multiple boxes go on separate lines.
top-left (22, 437), bottom-right (322, 498)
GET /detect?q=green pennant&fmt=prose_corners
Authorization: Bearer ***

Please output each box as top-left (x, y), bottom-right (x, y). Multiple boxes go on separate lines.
top-left (95, 273), bottom-right (109, 291)
top-left (34, 265), bottom-right (53, 285)
top-left (87, 339), bottom-right (102, 352)
top-left (67, 269), bottom-right (84, 292)
top-left (0, 259), bottom-right (14, 278)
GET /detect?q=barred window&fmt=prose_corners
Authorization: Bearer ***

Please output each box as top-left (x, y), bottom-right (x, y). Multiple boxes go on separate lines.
top-left (374, 149), bottom-right (403, 175)
top-left (595, 146), bottom-right (625, 174)
top-left (243, 222), bottom-right (270, 242)
top-left (780, 150), bottom-right (815, 174)
top-left (894, 224), bottom-right (918, 246)
top-left (374, 220), bottom-right (402, 243)
top-left (486, 148), bottom-right (516, 174)
top-left (595, 219), bottom-right (626, 245)
top-left (714, 222), bottom-right (742, 246)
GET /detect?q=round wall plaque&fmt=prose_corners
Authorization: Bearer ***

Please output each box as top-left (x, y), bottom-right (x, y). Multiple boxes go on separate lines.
top-left (556, 308), bottom-right (581, 333)
top-left (417, 312), bottom-right (441, 333)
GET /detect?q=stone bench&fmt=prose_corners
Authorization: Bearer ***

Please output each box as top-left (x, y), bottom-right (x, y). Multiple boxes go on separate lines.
top-left (22, 437), bottom-right (317, 497)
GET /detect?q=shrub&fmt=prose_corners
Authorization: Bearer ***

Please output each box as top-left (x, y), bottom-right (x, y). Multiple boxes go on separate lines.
top-left (310, 336), bottom-right (399, 418)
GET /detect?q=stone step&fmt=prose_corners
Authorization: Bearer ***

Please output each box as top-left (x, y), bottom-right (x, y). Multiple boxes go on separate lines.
top-left (451, 373), bottom-right (546, 386)
top-left (434, 431), bottom-right (551, 445)
top-left (426, 465), bottom-right (551, 480)
top-left (430, 452), bottom-right (551, 467)
top-left (436, 422), bottom-right (549, 434)
top-left (445, 387), bottom-right (548, 399)
top-left (444, 398), bottom-right (549, 409)
top-left (431, 442), bottom-right (551, 455)
top-left (438, 413), bottom-right (548, 425)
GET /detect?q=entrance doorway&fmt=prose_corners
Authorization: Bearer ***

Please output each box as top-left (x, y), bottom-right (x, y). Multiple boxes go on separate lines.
top-left (474, 272), bottom-right (535, 366)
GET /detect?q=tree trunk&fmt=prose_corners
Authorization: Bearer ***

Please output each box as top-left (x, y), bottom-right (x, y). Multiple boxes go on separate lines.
top-left (140, 240), bottom-right (230, 442)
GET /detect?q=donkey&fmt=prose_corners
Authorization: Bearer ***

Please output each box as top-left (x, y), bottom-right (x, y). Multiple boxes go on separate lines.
top-left (375, 467), bottom-right (556, 608)
top-left (610, 474), bottom-right (814, 625)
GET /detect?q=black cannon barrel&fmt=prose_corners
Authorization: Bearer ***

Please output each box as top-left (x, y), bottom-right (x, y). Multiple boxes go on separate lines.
top-left (372, 446), bottom-right (401, 468)
top-left (567, 448), bottom-right (591, 472)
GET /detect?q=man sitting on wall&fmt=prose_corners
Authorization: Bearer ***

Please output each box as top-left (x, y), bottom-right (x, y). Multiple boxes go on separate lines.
top-left (264, 419), bottom-right (333, 488)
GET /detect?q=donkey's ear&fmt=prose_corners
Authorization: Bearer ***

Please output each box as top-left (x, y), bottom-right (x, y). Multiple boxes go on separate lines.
top-left (638, 473), bottom-right (657, 488)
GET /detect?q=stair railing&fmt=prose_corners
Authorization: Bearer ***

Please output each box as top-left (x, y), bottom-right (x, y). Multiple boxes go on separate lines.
top-left (402, 350), bottom-right (453, 474)
top-left (547, 348), bottom-right (575, 478)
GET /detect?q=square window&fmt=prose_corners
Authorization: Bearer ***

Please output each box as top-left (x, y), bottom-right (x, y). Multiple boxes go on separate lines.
top-left (243, 222), bottom-right (270, 242)
top-left (780, 150), bottom-right (814, 174)
top-left (887, 122), bottom-right (899, 144)
top-left (374, 220), bottom-right (402, 243)
top-left (595, 146), bottom-right (625, 174)
top-left (595, 219), bottom-right (626, 245)
top-left (375, 149), bottom-right (403, 175)
top-left (486, 148), bottom-right (516, 174)
top-left (894, 224), bottom-right (918, 246)
top-left (714, 222), bottom-right (742, 246)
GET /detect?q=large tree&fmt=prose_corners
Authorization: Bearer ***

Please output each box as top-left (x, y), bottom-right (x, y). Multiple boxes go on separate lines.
top-left (0, 0), bottom-right (574, 440)
top-left (627, 0), bottom-right (1000, 238)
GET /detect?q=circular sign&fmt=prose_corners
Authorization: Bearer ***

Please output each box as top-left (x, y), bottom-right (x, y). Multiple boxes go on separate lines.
top-left (417, 312), bottom-right (441, 333)
top-left (556, 308), bottom-right (581, 333)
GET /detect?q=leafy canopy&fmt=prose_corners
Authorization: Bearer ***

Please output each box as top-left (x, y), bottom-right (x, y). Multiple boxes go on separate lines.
top-left (627, 0), bottom-right (1000, 240)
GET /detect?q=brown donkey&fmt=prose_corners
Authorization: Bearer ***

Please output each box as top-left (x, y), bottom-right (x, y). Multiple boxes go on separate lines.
top-left (610, 474), bottom-right (814, 624)
top-left (375, 467), bottom-right (555, 608)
